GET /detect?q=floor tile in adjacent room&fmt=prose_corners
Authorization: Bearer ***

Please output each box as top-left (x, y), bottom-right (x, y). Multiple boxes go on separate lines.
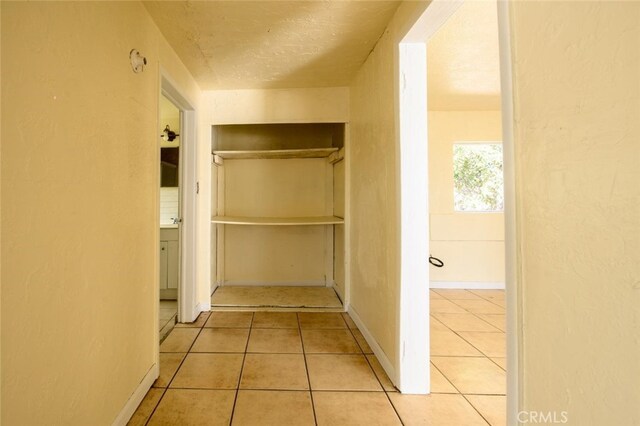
top-left (159, 328), bottom-right (199, 353)
top-left (240, 353), bottom-right (309, 390)
top-left (191, 327), bottom-right (250, 353)
top-left (389, 393), bottom-right (488, 426)
top-left (430, 299), bottom-right (468, 314)
top-left (170, 353), bottom-right (243, 389)
top-left (341, 312), bottom-right (358, 329)
top-left (313, 392), bottom-right (402, 426)
top-left (433, 289), bottom-right (483, 300)
top-left (306, 354), bottom-right (381, 391)
top-left (429, 290), bottom-right (444, 299)
top-left (211, 286), bottom-right (342, 309)
top-left (301, 329), bottom-right (361, 353)
top-left (466, 395), bottom-right (506, 426)
top-left (127, 388), bottom-right (163, 426)
top-left (477, 314), bottom-right (506, 332)
top-left (430, 363), bottom-right (457, 394)
top-left (451, 299), bottom-right (505, 314)
top-left (431, 330), bottom-right (483, 357)
top-left (153, 353), bottom-right (186, 388)
top-left (458, 332), bottom-right (506, 358)
top-left (470, 290), bottom-right (506, 302)
top-left (432, 313), bottom-right (501, 332)
top-left (246, 328), bottom-right (303, 353)
top-left (491, 357), bottom-right (507, 370)
top-left (148, 389), bottom-right (235, 426)
top-left (252, 312), bottom-right (298, 328)
top-left (298, 312), bottom-right (347, 329)
top-left (205, 311), bottom-right (253, 328)
top-left (232, 390), bottom-right (315, 426)
top-left (429, 316), bottom-right (451, 332)
top-left (432, 356), bottom-right (506, 395)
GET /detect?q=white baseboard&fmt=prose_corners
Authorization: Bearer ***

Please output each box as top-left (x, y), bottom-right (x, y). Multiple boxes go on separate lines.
top-left (430, 281), bottom-right (505, 290)
top-left (347, 306), bottom-right (398, 386)
top-left (219, 280), bottom-right (327, 287)
top-left (111, 362), bottom-right (158, 426)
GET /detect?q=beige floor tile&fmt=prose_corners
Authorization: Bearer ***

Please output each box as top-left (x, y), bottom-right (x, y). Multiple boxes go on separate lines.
top-left (351, 329), bottom-right (373, 354)
top-left (301, 329), bottom-right (361, 354)
top-left (432, 356), bottom-right (506, 395)
top-left (232, 390), bottom-right (315, 426)
top-left (430, 316), bottom-right (451, 332)
top-left (252, 312), bottom-right (298, 328)
top-left (211, 286), bottom-right (342, 308)
top-left (466, 395), bottom-right (506, 426)
top-left (148, 389), bottom-right (235, 426)
top-left (191, 328), bottom-right (250, 353)
top-left (153, 353), bottom-right (186, 388)
top-left (477, 314), bottom-right (506, 332)
top-left (127, 388), bottom-right (163, 426)
top-left (429, 290), bottom-right (444, 299)
top-left (491, 299), bottom-right (506, 308)
top-left (240, 354), bottom-right (309, 390)
top-left (491, 357), bottom-right (507, 370)
top-left (313, 392), bottom-right (402, 426)
top-left (366, 354), bottom-right (396, 392)
top-left (175, 311), bottom-right (211, 328)
top-left (247, 328), bottom-right (303, 353)
top-left (451, 299), bottom-right (505, 314)
top-left (458, 332), bottom-right (505, 358)
top-left (342, 312), bottom-right (358, 329)
top-left (307, 354), bottom-right (382, 391)
top-left (430, 363), bottom-right (457, 394)
top-left (389, 393), bottom-right (488, 426)
top-left (159, 328), bottom-right (199, 352)
top-left (433, 289), bottom-right (483, 300)
top-left (170, 353), bottom-right (243, 389)
top-left (433, 313), bottom-right (501, 332)
top-left (469, 290), bottom-right (505, 302)
top-left (298, 312), bottom-right (347, 329)
top-left (430, 299), bottom-right (468, 314)
top-left (431, 330), bottom-right (483, 356)
top-left (205, 311), bottom-right (253, 328)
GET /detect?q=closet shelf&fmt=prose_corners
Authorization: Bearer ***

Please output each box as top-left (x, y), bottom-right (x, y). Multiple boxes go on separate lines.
top-left (211, 216), bottom-right (344, 226)
top-left (213, 148), bottom-right (338, 160)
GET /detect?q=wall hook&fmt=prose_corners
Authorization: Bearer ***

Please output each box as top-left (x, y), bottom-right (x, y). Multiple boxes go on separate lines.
top-left (130, 49), bottom-right (147, 73)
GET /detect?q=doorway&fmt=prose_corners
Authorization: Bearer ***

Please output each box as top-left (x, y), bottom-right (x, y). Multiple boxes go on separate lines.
top-left (397, 0), bottom-right (517, 423)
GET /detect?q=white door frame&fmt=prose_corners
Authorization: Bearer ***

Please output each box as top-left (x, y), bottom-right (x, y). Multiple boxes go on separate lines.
top-left (396, 1), bottom-right (519, 420)
top-left (160, 71), bottom-right (199, 323)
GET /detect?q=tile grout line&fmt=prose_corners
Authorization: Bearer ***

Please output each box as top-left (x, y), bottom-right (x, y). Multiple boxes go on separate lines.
top-left (227, 312), bottom-right (254, 426)
top-left (145, 311), bottom-right (212, 425)
top-left (341, 313), bottom-right (405, 426)
top-left (298, 313), bottom-right (319, 426)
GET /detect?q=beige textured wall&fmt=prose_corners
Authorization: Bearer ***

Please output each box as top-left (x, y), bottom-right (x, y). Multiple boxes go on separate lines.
top-left (509, 2), bottom-right (640, 424)
top-left (428, 111), bottom-right (505, 284)
top-left (349, 1), bottom-right (428, 372)
top-left (1, 2), bottom-right (200, 424)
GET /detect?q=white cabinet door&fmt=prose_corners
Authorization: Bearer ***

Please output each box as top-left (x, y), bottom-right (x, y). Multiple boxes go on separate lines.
top-left (167, 240), bottom-right (179, 289)
top-left (160, 241), bottom-right (168, 290)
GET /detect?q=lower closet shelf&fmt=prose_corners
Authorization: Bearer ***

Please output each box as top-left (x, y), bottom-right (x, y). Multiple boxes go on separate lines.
top-left (211, 216), bottom-right (344, 226)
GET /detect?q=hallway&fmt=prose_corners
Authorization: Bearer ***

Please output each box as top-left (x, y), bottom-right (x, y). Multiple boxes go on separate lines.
top-left (129, 290), bottom-right (505, 425)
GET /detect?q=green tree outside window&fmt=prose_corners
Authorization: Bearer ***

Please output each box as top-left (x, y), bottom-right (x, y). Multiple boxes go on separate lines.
top-left (453, 143), bottom-right (504, 212)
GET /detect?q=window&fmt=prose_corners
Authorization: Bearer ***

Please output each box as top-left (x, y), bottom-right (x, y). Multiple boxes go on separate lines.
top-left (453, 143), bottom-right (504, 212)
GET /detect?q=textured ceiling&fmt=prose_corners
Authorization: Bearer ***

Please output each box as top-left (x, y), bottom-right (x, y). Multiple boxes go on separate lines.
top-left (427, 0), bottom-right (501, 110)
top-left (144, 1), bottom-right (400, 90)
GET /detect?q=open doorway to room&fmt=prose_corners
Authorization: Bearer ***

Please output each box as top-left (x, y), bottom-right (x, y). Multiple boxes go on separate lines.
top-left (158, 94), bottom-right (182, 341)
top-left (398, 0), bottom-right (516, 424)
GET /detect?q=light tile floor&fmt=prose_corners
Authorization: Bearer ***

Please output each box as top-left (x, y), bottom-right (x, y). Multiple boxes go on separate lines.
top-left (159, 300), bottom-right (178, 343)
top-left (131, 289), bottom-right (505, 425)
top-left (211, 286), bottom-right (343, 310)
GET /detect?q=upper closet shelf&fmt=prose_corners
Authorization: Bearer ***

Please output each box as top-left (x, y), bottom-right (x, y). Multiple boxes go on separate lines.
top-left (211, 216), bottom-right (344, 226)
top-left (213, 148), bottom-right (338, 163)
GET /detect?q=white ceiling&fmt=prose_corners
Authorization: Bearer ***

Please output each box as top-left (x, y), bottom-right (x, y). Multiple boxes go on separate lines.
top-left (427, 0), bottom-right (501, 110)
top-left (144, 1), bottom-right (401, 90)
top-left (145, 1), bottom-right (500, 110)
